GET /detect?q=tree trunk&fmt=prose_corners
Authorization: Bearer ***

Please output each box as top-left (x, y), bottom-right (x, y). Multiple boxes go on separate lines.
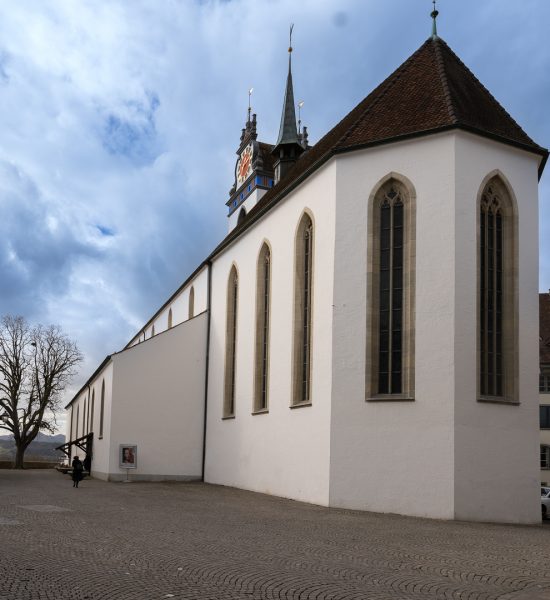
top-left (13, 444), bottom-right (26, 469)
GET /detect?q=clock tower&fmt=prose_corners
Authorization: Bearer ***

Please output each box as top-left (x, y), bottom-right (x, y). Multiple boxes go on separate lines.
top-left (226, 109), bottom-right (275, 232)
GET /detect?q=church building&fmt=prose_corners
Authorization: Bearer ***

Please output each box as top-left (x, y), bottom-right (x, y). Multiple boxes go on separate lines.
top-left (63, 14), bottom-right (548, 524)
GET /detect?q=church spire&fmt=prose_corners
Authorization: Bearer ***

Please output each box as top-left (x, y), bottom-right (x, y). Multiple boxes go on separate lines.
top-left (275, 25), bottom-right (300, 146)
top-left (272, 25), bottom-right (304, 184)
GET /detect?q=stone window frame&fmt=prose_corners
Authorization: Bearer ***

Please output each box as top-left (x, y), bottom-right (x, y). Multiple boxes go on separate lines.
top-left (476, 172), bottom-right (519, 405)
top-left (99, 379), bottom-right (105, 439)
top-left (253, 241), bottom-right (272, 414)
top-left (188, 286), bottom-right (195, 320)
top-left (366, 173), bottom-right (416, 402)
top-left (223, 264), bottom-right (239, 419)
top-left (291, 209), bottom-right (315, 408)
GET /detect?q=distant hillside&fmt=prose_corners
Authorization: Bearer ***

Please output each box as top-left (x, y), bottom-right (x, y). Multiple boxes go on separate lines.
top-left (0, 433), bottom-right (66, 462)
top-left (0, 432), bottom-right (65, 444)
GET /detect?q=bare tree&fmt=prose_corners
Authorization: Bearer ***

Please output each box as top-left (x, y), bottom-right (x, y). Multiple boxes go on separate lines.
top-left (0, 315), bottom-right (82, 468)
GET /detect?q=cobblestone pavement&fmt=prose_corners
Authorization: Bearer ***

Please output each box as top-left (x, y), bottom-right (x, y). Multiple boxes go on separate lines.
top-left (1, 470), bottom-right (550, 600)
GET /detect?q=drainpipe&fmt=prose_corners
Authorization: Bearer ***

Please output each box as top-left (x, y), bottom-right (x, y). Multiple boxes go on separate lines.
top-left (201, 260), bottom-right (212, 481)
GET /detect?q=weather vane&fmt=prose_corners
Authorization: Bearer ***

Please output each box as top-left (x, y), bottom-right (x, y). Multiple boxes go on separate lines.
top-left (431, 0), bottom-right (439, 38)
top-left (247, 87), bottom-right (254, 122)
top-left (289, 23), bottom-right (294, 54)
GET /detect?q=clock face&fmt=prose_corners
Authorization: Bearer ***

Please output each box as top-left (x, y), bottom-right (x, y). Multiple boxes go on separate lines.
top-left (236, 143), bottom-right (253, 187)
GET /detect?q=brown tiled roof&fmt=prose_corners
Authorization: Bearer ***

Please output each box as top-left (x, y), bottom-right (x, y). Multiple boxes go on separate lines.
top-left (541, 293), bottom-right (550, 364)
top-left (212, 36), bottom-right (547, 256)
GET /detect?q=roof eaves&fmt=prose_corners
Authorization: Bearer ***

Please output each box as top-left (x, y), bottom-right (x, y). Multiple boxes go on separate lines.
top-left (65, 355), bottom-right (112, 409)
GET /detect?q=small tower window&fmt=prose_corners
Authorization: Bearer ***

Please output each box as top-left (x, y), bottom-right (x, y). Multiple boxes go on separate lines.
top-left (168, 308), bottom-right (173, 329)
top-left (237, 207), bottom-right (247, 226)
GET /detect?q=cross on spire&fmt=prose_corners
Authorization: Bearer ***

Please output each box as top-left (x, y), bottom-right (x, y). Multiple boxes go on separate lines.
top-left (431, 0), bottom-right (439, 39)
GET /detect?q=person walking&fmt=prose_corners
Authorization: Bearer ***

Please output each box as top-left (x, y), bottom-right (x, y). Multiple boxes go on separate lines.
top-left (72, 455), bottom-right (83, 488)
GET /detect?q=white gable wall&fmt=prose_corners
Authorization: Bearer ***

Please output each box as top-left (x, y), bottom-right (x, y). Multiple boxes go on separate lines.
top-left (453, 132), bottom-right (541, 523)
top-left (204, 161), bottom-right (337, 507)
top-left (329, 133), bottom-right (457, 519)
top-left (107, 313), bottom-right (208, 481)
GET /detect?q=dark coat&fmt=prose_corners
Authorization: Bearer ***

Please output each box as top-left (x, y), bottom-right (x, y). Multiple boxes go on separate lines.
top-left (71, 458), bottom-right (84, 482)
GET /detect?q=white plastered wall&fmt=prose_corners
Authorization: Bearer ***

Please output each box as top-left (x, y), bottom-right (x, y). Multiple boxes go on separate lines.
top-left (106, 313), bottom-right (208, 481)
top-left (453, 132), bottom-right (541, 523)
top-left (329, 133), bottom-right (457, 519)
top-left (88, 362), bottom-right (114, 478)
top-left (66, 360), bottom-right (114, 479)
top-left (205, 161), bottom-right (336, 506)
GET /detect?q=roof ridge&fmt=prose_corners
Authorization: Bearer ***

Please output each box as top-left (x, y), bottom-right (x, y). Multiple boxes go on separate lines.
top-left (336, 39), bottom-right (432, 149)
top-left (437, 38), bottom-right (541, 149)
top-left (432, 39), bottom-right (457, 124)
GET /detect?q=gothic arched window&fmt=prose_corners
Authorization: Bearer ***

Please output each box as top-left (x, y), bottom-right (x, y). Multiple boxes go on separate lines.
top-left (254, 243), bottom-right (271, 412)
top-left (99, 379), bottom-right (105, 439)
top-left (367, 177), bottom-right (415, 400)
top-left (188, 286), bottom-right (195, 320)
top-left (478, 176), bottom-right (517, 401)
top-left (292, 213), bottom-right (314, 405)
top-left (168, 308), bottom-right (173, 329)
top-left (90, 389), bottom-right (95, 433)
top-left (224, 266), bottom-right (239, 417)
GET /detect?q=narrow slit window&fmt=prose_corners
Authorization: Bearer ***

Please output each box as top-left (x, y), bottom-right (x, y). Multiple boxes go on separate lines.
top-left (254, 244), bottom-right (271, 411)
top-left (293, 214), bottom-right (314, 405)
top-left (189, 287), bottom-right (195, 320)
top-left (99, 379), bottom-right (105, 439)
top-left (224, 268), bottom-right (238, 417)
top-left (90, 390), bottom-right (95, 433)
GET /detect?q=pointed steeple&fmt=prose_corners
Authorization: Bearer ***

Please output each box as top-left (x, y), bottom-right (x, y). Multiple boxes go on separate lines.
top-left (275, 39), bottom-right (300, 146)
top-left (272, 25), bottom-right (304, 184)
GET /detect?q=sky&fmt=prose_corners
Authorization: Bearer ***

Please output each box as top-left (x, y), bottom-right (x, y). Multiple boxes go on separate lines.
top-left (0, 0), bottom-right (549, 434)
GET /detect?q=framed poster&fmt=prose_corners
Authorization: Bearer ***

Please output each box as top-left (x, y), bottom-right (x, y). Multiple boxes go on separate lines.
top-left (119, 444), bottom-right (137, 469)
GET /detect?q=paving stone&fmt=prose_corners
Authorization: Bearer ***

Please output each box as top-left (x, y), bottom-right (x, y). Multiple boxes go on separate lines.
top-left (0, 470), bottom-right (549, 600)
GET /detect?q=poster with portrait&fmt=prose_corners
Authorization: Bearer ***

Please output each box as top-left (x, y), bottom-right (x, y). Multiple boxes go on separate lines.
top-left (119, 444), bottom-right (137, 469)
